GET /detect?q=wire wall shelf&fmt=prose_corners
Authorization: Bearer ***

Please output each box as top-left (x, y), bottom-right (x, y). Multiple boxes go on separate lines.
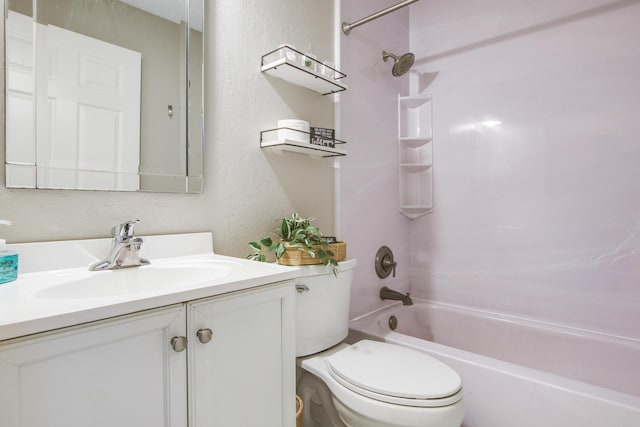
top-left (261, 46), bottom-right (347, 95)
top-left (260, 127), bottom-right (347, 158)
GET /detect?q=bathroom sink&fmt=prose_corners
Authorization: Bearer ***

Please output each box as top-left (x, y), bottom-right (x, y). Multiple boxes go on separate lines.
top-left (32, 260), bottom-right (238, 300)
top-left (0, 232), bottom-right (300, 343)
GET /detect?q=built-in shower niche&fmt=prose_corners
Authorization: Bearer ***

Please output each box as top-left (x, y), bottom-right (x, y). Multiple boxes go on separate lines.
top-left (398, 95), bottom-right (433, 219)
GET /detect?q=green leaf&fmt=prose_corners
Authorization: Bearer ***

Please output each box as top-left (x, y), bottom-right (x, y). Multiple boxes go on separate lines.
top-left (326, 250), bottom-right (334, 257)
top-left (260, 237), bottom-right (273, 247)
top-left (247, 252), bottom-right (267, 263)
top-left (281, 218), bottom-right (291, 240)
top-left (294, 229), bottom-right (306, 242)
top-left (249, 241), bottom-right (261, 251)
top-left (275, 242), bottom-right (285, 259)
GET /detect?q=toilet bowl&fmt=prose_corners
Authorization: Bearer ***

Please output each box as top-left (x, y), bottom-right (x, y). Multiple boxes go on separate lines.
top-left (294, 259), bottom-right (464, 427)
top-left (299, 340), bottom-right (464, 427)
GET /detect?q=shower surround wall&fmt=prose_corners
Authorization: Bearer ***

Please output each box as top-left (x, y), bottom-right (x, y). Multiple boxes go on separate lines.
top-left (409, 0), bottom-right (640, 340)
top-left (340, 0), bottom-right (411, 319)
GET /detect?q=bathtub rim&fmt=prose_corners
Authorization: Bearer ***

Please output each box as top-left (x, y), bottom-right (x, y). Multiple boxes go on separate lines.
top-left (349, 299), bottom-right (640, 411)
top-left (351, 298), bottom-right (640, 346)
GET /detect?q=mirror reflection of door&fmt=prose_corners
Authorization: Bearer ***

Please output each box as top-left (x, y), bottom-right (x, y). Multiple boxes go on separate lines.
top-left (37, 23), bottom-right (142, 190)
top-left (5, 11), bottom-right (36, 188)
top-left (6, 11), bottom-right (142, 191)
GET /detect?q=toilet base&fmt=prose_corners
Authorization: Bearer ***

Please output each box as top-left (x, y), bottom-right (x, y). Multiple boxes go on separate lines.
top-left (332, 393), bottom-right (465, 427)
top-left (298, 370), bottom-right (346, 427)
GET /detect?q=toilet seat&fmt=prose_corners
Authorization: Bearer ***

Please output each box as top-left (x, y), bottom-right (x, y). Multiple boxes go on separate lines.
top-left (326, 340), bottom-right (462, 408)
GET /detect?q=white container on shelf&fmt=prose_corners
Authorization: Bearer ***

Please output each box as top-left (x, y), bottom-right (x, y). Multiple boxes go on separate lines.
top-left (301, 53), bottom-right (317, 72)
top-left (319, 61), bottom-right (335, 79)
top-left (278, 44), bottom-right (298, 62)
top-left (277, 119), bottom-right (310, 143)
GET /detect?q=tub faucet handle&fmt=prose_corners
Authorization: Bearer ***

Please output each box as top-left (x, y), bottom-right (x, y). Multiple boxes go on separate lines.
top-left (383, 256), bottom-right (397, 278)
top-left (375, 246), bottom-right (397, 278)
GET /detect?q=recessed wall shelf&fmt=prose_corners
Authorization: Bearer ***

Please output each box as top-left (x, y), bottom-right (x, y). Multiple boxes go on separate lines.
top-left (261, 46), bottom-right (347, 95)
top-left (401, 206), bottom-right (434, 217)
top-left (400, 137), bottom-right (432, 148)
top-left (398, 94), bottom-right (433, 219)
top-left (399, 96), bottom-right (430, 108)
top-left (400, 163), bottom-right (432, 173)
top-left (260, 128), bottom-right (347, 158)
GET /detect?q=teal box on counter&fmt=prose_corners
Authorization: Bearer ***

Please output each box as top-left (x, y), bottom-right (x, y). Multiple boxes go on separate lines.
top-left (0, 252), bottom-right (18, 284)
top-left (0, 220), bottom-right (18, 284)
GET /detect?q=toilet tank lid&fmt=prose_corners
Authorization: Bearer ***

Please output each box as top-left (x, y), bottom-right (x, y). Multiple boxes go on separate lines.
top-left (293, 258), bottom-right (357, 278)
top-left (327, 340), bottom-right (461, 400)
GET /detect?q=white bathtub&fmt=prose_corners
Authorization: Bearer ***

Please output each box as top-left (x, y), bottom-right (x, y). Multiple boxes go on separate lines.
top-left (348, 300), bottom-right (640, 427)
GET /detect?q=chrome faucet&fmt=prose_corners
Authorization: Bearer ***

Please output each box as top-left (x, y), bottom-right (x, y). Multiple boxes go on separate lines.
top-left (89, 220), bottom-right (150, 271)
top-left (380, 286), bottom-right (413, 306)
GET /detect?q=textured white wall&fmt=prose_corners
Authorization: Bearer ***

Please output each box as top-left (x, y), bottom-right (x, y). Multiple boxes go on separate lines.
top-left (0, 0), bottom-right (336, 258)
top-left (340, 0), bottom-right (412, 319)
top-left (409, 0), bottom-right (640, 338)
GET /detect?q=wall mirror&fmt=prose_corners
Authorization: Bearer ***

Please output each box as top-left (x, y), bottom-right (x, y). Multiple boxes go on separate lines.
top-left (4, 0), bottom-right (204, 193)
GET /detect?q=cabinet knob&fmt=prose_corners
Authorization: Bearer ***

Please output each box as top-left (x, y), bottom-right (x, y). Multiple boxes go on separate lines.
top-left (170, 336), bottom-right (188, 352)
top-left (196, 328), bottom-right (213, 344)
top-left (295, 284), bottom-right (309, 293)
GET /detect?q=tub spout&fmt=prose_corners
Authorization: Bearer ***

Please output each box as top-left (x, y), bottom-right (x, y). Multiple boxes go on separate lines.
top-left (380, 286), bottom-right (413, 306)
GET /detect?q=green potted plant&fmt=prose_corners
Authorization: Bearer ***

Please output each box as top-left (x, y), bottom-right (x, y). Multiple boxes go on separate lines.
top-left (247, 213), bottom-right (341, 274)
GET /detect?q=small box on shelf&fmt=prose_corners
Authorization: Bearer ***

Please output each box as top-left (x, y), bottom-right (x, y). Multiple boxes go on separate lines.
top-left (310, 127), bottom-right (336, 148)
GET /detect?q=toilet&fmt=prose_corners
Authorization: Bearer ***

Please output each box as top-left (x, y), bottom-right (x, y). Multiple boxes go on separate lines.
top-left (295, 259), bottom-right (465, 427)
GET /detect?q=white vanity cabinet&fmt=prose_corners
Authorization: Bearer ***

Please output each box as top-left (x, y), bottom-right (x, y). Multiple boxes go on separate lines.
top-left (0, 281), bottom-right (295, 427)
top-left (0, 304), bottom-right (188, 427)
top-left (188, 283), bottom-right (295, 427)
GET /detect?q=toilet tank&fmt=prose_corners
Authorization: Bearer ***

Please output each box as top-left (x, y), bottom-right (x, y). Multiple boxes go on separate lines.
top-left (295, 259), bottom-right (357, 357)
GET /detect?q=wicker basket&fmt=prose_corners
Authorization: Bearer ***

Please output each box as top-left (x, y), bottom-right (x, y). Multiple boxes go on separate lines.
top-left (277, 242), bottom-right (346, 266)
top-left (296, 395), bottom-right (303, 427)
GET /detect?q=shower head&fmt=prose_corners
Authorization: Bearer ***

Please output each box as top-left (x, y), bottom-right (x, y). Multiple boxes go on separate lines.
top-left (382, 51), bottom-right (415, 76)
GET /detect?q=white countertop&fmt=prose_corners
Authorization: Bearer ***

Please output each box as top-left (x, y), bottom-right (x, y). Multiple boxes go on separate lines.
top-left (0, 232), bottom-right (299, 341)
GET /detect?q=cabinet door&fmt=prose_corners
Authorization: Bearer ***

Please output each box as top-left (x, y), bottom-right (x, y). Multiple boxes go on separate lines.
top-left (0, 305), bottom-right (187, 427)
top-left (188, 282), bottom-right (295, 427)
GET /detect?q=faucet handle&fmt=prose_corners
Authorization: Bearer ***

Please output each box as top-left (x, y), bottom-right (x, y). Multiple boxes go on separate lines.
top-left (375, 246), bottom-right (397, 278)
top-left (111, 219), bottom-right (140, 241)
top-left (382, 257), bottom-right (397, 278)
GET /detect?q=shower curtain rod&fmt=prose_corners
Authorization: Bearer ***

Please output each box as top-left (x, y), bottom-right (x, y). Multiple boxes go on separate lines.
top-left (342, 0), bottom-right (420, 35)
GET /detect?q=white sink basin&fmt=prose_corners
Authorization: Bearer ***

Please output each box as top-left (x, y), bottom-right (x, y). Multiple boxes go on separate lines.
top-left (0, 232), bottom-right (300, 342)
top-left (33, 260), bottom-right (239, 299)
